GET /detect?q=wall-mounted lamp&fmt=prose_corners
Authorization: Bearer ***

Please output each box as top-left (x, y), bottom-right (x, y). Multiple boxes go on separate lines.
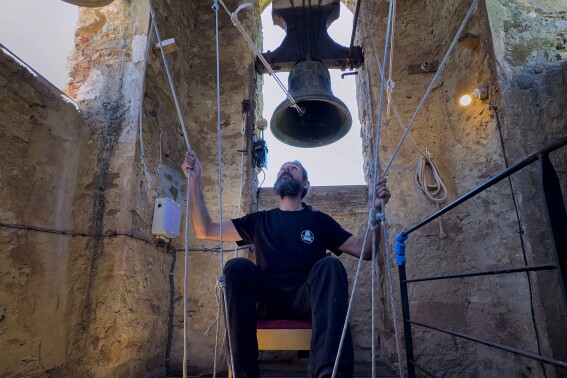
top-left (458, 87), bottom-right (488, 107)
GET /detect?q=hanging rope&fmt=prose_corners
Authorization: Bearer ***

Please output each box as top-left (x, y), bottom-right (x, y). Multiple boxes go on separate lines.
top-left (211, 1), bottom-right (237, 377)
top-left (414, 149), bottom-right (447, 238)
top-left (234, 114), bottom-right (247, 258)
top-left (386, 0), bottom-right (396, 121)
top-left (216, 0), bottom-right (304, 115)
top-left (145, 2), bottom-right (194, 377)
top-left (138, 17), bottom-right (155, 186)
top-left (332, 226), bottom-right (372, 378)
top-left (382, 0), bottom-right (479, 176)
top-left (332, 0), bottom-right (397, 377)
top-left (361, 0), bottom-right (405, 375)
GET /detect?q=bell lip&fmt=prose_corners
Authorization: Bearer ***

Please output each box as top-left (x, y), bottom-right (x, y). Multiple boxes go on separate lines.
top-left (270, 96), bottom-right (353, 148)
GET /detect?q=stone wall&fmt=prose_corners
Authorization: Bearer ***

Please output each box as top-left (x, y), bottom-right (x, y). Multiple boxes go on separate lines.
top-left (485, 1), bottom-right (567, 375)
top-left (64, 0), bottom-right (259, 375)
top-left (149, 0), bottom-right (259, 374)
top-left (357, 0), bottom-right (566, 376)
top-left (54, 1), bottom-right (174, 376)
top-left (0, 46), bottom-right (86, 377)
top-left (1, 0), bottom-right (565, 376)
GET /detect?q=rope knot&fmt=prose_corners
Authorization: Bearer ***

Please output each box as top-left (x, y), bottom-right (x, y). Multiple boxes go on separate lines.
top-left (395, 232), bottom-right (409, 266)
top-left (216, 274), bottom-right (226, 288)
top-left (368, 208), bottom-right (384, 228)
top-left (386, 79), bottom-right (395, 93)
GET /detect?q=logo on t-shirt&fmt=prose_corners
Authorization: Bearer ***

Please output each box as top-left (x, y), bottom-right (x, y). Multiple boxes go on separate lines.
top-left (301, 230), bottom-right (314, 244)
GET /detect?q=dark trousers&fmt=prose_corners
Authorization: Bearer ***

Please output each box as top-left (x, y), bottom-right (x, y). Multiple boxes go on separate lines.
top-left (223, 257), bottom-right (354, 378)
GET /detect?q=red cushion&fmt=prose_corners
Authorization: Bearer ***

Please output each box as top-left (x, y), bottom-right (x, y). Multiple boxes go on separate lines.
top-left (256, 319), bottom-right (312, 329)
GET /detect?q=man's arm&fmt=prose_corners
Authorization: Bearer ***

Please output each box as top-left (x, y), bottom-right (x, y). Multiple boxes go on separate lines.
top-left (182, 151), bottom-right (242, 242)
top-left (338, 176), bottom-right (390, 261)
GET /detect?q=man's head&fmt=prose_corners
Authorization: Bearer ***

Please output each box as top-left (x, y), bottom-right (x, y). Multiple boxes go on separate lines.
top-left (273, 160), bottom-right (310, 199)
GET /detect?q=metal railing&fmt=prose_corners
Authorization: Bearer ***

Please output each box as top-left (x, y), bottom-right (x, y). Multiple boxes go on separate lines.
top-left (396, 136), bottom-right (567, 377)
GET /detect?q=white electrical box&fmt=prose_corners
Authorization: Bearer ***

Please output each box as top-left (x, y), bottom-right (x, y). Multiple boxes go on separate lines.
top-left (151, 197), bottom-right (182, 241)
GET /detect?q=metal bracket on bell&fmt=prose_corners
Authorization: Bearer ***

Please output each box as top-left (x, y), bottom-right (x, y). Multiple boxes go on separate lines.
top-left (256, 0), bottom-right (363, 73)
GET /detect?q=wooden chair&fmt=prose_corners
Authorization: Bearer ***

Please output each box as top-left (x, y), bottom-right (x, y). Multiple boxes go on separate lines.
top-left (227, 254), bottom-right (312, 377)
top-left (256, 318), bottom-right (312, 350)
top-left (228, 319), bottom-right (312, 378)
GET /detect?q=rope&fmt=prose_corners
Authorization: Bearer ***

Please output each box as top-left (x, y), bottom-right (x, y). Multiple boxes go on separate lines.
top-left (139, 17), bottom-right (154, 186)
top-left (211, 1), bottom-right (236, 377)
top-left (234, 115), bottom-right (246, 258)
top-left (146, 0), bottom-right (192, 149)
top-left (146, 2), bottom-right (193, 377)
top-left (380, 215), bottom-right (404, 378)
top-left (332, 226), bottom-right (372, 378)
top-left (216, 0), bottom-right (304, 115)
top-left (371, 217), bottom-right (377, 378)
top-left (362, 0), bottom-right (404, 375)
top-left (329, 0), bottom-right (404, 375)
top-left (382, 0), bottom-right (479, 176)
top-left (414, 149), bottom-right (447, 238)
top-left (386, 0), bottom-right (396, 121)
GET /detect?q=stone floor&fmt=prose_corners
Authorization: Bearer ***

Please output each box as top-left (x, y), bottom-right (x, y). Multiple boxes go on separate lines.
top-left (191, 359), bottom-right (398, 378)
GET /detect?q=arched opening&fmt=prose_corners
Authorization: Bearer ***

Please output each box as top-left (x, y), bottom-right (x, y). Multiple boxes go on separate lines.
top-left (260, 2), bottom-right (365, 187)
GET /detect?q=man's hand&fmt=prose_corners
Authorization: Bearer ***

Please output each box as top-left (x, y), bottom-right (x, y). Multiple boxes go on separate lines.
top-left (370, 176), bottom-right (391, 212)
top-left (181, 150), bottom-right (202, 179)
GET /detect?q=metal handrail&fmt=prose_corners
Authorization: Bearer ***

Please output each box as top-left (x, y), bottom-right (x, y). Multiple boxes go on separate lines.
top-left (403, 264), bottom-right (556, 284)
top-left (396, 137), bottom-right (567, 378)
top-left (409, 320), bottom-right (567, 369)
top-left (402, 136), bottom-right (567, 237)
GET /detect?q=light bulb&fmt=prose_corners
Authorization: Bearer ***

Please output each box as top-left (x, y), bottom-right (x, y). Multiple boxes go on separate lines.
top-left (459, 94), bottom-right (473, 107)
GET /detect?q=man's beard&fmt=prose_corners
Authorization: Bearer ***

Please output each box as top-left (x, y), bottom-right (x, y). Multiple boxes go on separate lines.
top-left (273, 172), bottom-right (302, 198)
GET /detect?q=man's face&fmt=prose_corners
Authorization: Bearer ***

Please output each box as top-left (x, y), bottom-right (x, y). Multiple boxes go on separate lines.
top-left (273, 162), bottom-right (304, 198)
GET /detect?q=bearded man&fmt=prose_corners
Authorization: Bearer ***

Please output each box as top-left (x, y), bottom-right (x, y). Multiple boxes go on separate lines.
top-left (182, 151), bottom-right (391, 378)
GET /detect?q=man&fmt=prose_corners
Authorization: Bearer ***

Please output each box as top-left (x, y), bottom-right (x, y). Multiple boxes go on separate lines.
top-left (182, 151), bottom-right (390, 378)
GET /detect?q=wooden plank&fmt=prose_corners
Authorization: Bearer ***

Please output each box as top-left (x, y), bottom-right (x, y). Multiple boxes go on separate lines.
top-left (257, 329), bottom-right (312, 350)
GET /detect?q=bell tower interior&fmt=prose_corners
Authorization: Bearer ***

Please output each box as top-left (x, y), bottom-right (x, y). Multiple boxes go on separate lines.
top-left (0, 0), bottom-right (566, 377)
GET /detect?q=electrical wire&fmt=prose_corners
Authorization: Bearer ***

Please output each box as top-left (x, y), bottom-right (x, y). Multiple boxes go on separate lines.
top-left (0, 221), bottom-right (253, 254)
top-left (491, 104), bottom-right (548, 378)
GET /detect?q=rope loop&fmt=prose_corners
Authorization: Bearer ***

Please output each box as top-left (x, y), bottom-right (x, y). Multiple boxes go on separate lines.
top-left (368, 207), bottom-right (384, 228)
top-left (395, 232), bottom-right (409, 266)
top-left (216, 274), bottom-right (226, 289)
top-left (387, 79), bottom-right (395, 93)
top-left (211, 0), bottom-right (218, 12)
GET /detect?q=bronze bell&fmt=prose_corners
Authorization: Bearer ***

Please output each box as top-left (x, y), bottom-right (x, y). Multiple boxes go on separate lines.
top-left (270, 61), bottom-right (352, 148)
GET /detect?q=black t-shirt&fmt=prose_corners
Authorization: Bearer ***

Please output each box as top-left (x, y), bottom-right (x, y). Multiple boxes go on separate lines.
top-left (231, 206), bottom-right (352, 293)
